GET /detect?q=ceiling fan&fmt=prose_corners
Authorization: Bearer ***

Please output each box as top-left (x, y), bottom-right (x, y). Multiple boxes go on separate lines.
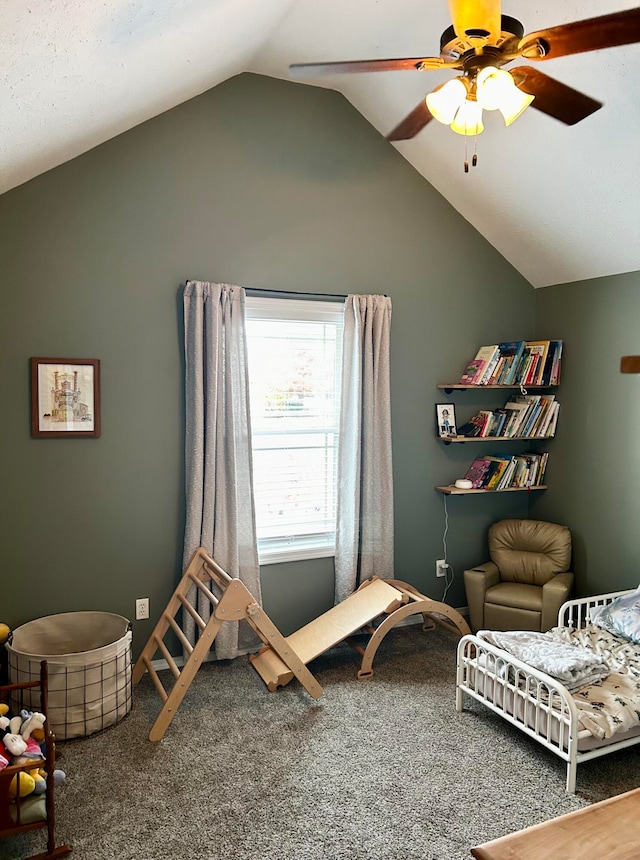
top-left (290, 1), bottom-right (640, 149)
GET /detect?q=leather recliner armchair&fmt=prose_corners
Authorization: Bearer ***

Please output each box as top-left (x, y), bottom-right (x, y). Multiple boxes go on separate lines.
top-left (464, 519), bottom-right (573, 633)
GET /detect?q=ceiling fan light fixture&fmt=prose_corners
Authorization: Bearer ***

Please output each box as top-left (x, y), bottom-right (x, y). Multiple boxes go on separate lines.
top-left (426, 77), bottom-right (467, 125)
top-left (450, 98), bottom-right (484, 136)
top-left (497, 86), bottom-right (534, 126)
top-left (476, 66), bottom-right (534, 125)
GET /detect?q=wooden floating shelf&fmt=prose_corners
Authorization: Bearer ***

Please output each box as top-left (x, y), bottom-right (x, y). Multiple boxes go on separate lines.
top-left (436, 485), bottom-right (547, 495)
top-left (442, 435), bottom-right (554, 443)
top-left (437, 384), bottom-right (557, 391)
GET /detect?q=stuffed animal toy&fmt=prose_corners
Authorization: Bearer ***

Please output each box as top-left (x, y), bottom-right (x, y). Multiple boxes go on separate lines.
top-left (19, 710), bottom-right (46, 742)
top-left (0, 708), bottom-right (65, 799)
top-left (6, 770), bottom-right (36, 799)
top-left (0, 730), bottom-right (36, 798)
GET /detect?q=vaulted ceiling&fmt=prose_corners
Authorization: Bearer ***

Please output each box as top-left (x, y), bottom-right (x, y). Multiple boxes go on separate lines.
top-left (3, 0), bottom-right (639, 288)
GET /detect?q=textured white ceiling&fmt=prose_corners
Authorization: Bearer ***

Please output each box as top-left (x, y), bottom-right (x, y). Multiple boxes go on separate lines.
top-left (3, 0), bottom-right (639, 288)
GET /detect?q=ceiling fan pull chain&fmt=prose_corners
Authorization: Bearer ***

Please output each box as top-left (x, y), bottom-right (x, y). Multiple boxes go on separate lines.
top-left (464, 137), bottom-right (479, 172)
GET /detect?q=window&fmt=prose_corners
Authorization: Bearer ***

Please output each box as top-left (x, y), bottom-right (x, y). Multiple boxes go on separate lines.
top-left (245, 296), bottom-right (344, 564)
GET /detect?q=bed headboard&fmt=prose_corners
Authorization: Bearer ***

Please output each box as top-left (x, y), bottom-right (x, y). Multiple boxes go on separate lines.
top-left (558, 589), bottom-right (634, 630)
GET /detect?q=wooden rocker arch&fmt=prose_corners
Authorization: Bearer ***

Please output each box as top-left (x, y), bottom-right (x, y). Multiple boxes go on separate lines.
top-left (133, 548), bottom-right (470, 741)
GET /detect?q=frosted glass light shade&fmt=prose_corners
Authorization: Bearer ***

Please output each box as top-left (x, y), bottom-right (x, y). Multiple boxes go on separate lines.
top-left (450, 99), bottom-right (484, 136)
top-left (426, 78), bottom-right (467, 125)
top-left (476, 66), bottom-right (534, 125)
top-left (497, 86), bottom-right (534, 126)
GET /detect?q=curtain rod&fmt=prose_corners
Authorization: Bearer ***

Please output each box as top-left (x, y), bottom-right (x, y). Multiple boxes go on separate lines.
top-left (185, 281), bottom-right (387, 299)
top-left (245, 286), bottom-right (347, 300)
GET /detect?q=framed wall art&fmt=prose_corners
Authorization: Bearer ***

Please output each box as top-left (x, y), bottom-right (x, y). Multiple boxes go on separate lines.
top-left (31, 357), bottom-right (101, 438)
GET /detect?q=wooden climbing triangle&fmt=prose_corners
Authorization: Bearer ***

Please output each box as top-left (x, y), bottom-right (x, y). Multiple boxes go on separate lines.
top-left (133, 547), bottom-right (470, 741)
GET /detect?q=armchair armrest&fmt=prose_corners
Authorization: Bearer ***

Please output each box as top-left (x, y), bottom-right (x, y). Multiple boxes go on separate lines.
top-left (541, 571), bottom-right (574, 631)
top-left (463, 562), bottom-right (500, 633)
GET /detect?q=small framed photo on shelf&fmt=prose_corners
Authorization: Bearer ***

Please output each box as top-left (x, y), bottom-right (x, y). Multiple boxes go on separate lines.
top-left (31, 357), bottom-right (101, 438)
top-left (436, 403), bottom-right (457, 438)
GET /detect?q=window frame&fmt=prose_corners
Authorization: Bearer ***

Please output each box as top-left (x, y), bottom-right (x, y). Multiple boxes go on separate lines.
top-left (244, 294), bottom-right (345, 565)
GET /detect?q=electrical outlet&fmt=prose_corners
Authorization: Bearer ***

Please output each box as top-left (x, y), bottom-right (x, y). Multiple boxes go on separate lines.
top-left (135, 598), bottom-right (150, 620)
top-left (436, 559), bottom-right (447, 578)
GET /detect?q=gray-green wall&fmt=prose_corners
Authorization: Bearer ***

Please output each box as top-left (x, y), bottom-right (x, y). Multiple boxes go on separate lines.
top-left (532, 272), bottom-right (640, 596)
top-left (1, 72), bottom-right (543, 656)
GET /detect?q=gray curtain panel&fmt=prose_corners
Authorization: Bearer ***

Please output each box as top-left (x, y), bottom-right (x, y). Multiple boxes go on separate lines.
top-left (182, 280), bottom-right (261, 660)
top-left (335, 294), bottom-right (394, 603)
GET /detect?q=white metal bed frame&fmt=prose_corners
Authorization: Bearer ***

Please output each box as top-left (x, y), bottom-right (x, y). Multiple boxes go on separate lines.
top-left (456, 588), bottom-right (640, 793)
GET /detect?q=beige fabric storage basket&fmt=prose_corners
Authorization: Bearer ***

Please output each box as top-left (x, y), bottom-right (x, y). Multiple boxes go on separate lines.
top-left (7, 611), bottom-right (132, 740)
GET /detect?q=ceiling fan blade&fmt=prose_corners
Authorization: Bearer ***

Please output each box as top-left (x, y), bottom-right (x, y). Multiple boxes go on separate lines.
top-left (519, 8), bottom-right (640, 60)
top-left (510, 66), bottom-right (602, 125)
top-left (289, 57), bottom-right (453, 78)
top-left (448, 0), bottom-right (501, 43)
top-left (386, 101), bottom-right (435, 141)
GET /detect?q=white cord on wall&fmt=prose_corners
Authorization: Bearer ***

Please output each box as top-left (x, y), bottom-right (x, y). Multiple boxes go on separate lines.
top-left (441, 493), bottom-right (454, 602)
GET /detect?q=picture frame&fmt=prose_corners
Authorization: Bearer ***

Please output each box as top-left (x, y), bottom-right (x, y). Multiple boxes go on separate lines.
top-left (436, 403), bottom-right (457, 438)
top-left (31, 357), bottom-right (101, 438)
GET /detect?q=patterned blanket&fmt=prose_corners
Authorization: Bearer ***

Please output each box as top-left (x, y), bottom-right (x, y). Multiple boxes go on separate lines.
top-left (478, 625), bottom-right (640, 740)
top-left (549, 624), bottom-right (640, 739)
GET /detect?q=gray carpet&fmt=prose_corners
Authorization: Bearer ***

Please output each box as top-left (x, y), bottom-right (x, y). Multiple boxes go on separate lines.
top-left (3, 624), bottom-right (640, 860)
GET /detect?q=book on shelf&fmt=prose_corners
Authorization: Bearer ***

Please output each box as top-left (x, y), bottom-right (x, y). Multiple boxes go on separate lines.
top-left (472, 345), bottom-right (500, 384)
top-left (476, 410), bottom-right (494, 437)
top-left (496, 456), bottom-right (518, 489)
top-left (550, 340), bottom-right (563, 385)
top-left (459, 358), bottom-right (486, 385)
top-left (538, 339), bottom-right (560, 386)
top-left (546, 405), bottom-right (560, 437)
top-left (456, 414), bottom-right (484, 437)
top-left (486, 408), bottom-right (509, 437)
top-left (521, 396), bottom-right (545, 437)
top-left (459, 340), bottom-right (563, 388)
top-left (511, 451), bottom-right (549, 487)
top-left (515, 340), bottom-right (564, 387)
top-left (536, 401), bottom-right (559, 437)
top-left (457, 339), bottom-right (562, 388)
top-left (502, 401), bottom-right (530, 437)
top-left (456, 394), bottom-right (560, 440)
top-left (529, 395), bottom-right (556, 437)
top-left (492, 341), bottom-right (526, 385)
top-left (528, 341), bottom-right (551, 386)
top-left (463, 457), bottom-right (494, 488)
top-left (460, 451), bottom-right (549, 490)
top-left (484, 455), bottom-right (512, 489)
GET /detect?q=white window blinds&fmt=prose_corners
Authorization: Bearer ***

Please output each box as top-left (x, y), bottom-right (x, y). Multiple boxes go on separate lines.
top-left (245, 296), bottom-right (344, 564)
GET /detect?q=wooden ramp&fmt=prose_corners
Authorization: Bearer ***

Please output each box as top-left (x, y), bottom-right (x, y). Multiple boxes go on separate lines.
top-left (250, 576), bottom-right (471, 691)
top-left (133, 548), bottom-right (470, 741)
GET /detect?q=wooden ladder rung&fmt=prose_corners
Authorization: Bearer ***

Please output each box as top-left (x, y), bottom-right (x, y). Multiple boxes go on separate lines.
top-left (142, 656), bottom-right (169, 702)
top-left (166, 612), bottom-right (193, 654)
top-left (203, 557), bottom-right (233, 586)
top-left (154, 635), bottom-right (181, 680)
top-left (187, 571), bottom-right (220, 607)
top-left (178, 592), bottom-right (207, 631)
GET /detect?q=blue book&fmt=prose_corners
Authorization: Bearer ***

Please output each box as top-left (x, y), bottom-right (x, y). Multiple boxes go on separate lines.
top-left (497, 341), bottom-right (526, 385)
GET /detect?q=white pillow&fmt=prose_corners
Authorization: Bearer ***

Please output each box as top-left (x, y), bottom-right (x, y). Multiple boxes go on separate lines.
top-left (590, 586), bottom-right (640, 643)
